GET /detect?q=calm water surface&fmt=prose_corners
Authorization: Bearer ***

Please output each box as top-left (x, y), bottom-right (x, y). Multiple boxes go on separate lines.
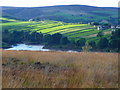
top-left (5, 44), bottom-right (50, 51)
top-left (5, 44), bottom-right (78, 52)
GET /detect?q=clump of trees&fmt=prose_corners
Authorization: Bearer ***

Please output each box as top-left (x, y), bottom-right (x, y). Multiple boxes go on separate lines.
top-left (2, 30), bottom-right (70, 49)
top-left (75, 38), bottom-right (86, 49)
top-left (109, 29), bottom-right (120, 52)
top-left (88, 29), bottom-right (120, 52)
top-left (90, 22), bottom-right (111, 27)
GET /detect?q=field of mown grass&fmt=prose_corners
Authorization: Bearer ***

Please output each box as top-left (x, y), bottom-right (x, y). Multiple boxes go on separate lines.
top-left (1, 19), bottom-right (112, 41)
top-left (2, 50), bottom-right (119, 88)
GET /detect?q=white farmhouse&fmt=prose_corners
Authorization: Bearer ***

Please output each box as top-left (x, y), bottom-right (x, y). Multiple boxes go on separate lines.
top-left (29, 19), bottom-right (33, 21)
top-left (97, 25), bottom-right (103, 30)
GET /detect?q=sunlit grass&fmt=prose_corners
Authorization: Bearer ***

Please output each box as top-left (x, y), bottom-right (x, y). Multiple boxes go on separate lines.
top-left (0, 17), bottom-right (17, 22)
top-left (2, 50), bottom-right (118, 88)
top-left (2, 20), bottom-right (112, 41)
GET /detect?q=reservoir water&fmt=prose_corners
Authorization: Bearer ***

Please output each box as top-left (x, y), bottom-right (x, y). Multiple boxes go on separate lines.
top-left (5, 44), bottom-right (78, 52)
top-left (5, 44), bottom-right (50, 51)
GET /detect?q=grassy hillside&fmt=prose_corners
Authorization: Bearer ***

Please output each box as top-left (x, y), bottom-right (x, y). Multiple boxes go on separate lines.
top-left (0, 17), bottom-right (17, 23)
top-left (2, 5), bottom-right (118, 24)
top-left (1, 20), bottom-right (112, 42)
top-left (2, 50), bottom-right (118, 88)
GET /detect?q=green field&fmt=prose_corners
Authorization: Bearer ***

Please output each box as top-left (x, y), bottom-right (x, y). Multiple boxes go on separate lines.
top-left (0, 17), bottom-right (17, 23)
top-left (1, 18), bottom-right (112, 41)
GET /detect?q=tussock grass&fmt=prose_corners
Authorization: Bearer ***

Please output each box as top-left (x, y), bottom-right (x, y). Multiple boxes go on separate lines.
top-left (2, 50), bottom-right (119, 88)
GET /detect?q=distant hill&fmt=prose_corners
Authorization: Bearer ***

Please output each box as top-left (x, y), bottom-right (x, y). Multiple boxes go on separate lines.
top-left (1, 5), bottom-right (118, 24)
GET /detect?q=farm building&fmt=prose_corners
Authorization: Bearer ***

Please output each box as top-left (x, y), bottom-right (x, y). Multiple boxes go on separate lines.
top-left (111, 25), bottom-right (120, 31)
top-left (29, 19), bottom-right (33, 21)
top-left (97, 25), bottom-right (110, 30)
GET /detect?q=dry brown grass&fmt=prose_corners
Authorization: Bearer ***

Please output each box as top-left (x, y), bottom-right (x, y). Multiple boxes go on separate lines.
top-left (2, 50), bottom-right (119, 88)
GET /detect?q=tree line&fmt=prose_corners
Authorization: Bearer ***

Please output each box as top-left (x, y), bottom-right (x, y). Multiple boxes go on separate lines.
top-left (2, 29), bottom-right (120, 52)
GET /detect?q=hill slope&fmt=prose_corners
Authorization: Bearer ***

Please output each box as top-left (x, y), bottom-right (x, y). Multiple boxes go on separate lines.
top-left (0, 17), bottom-right (17, 23)
top-left (1, 20), bottom-right (111, 41)
top-left (2, 5), bottom-right (118, 24)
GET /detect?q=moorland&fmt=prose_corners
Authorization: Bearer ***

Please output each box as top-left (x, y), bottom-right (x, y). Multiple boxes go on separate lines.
top-left (1, 5), bottom-right (119, 88)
